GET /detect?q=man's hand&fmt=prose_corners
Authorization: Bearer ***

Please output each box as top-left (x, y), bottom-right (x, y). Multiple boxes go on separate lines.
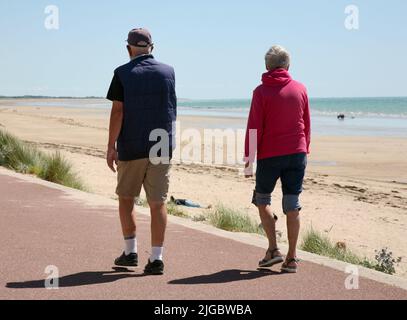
top-left (244, 162), bottom-right (254, 178)
top-left (107, 147), bottom-right (119, 173)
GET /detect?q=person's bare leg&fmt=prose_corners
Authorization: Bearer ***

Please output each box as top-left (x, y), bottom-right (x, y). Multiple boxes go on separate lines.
top-left (119, 197), bottom-right (136, 238)
top-left (149, 201), bottom-right (167, 248)
top-left (286, 209), bottom-right (300, 266)
top-left (258, 205), bottom-right (282, 259)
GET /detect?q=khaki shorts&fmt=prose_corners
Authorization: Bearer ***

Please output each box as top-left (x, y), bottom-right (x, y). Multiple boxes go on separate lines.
top-left (116, 158), bottom-right (171, 203)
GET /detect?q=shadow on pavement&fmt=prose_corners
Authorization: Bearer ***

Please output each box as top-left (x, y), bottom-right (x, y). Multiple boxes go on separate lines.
top-left (6, 267), bottom-right (146, 289)
top-left (169, 269), bottom-right (281, 285)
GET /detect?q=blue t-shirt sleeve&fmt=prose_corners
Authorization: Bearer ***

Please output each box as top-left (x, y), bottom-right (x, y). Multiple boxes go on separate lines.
top-left (106, 72), bottom-right (124, 102)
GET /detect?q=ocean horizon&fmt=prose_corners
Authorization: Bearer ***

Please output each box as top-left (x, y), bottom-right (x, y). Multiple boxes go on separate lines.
top-left (2, 96), bottom-right (407, 137)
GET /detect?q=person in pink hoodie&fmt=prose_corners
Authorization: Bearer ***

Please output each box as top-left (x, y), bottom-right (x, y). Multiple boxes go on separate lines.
top-left (244, 45), bottom-right (311, 273)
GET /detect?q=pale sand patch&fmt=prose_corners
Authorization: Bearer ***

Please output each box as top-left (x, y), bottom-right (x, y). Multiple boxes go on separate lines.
top-left (1, 103), bottom-right (406, 277)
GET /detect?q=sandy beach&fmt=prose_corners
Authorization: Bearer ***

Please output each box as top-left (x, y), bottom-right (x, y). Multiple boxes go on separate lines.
top-left (1, 100), bottom-right (406, 278)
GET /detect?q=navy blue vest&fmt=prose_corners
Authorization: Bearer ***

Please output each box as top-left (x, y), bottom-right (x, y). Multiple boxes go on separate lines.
top-left (115, 55), bottom-right (177, 161)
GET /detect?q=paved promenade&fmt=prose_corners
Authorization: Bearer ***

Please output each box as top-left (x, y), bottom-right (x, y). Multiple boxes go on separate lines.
top-left (0, 168), bottom-right (406, 300)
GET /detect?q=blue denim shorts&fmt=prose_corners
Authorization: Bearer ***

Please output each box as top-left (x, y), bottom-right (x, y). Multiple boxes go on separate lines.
top-left (252, 153), bottom-right (307, 214)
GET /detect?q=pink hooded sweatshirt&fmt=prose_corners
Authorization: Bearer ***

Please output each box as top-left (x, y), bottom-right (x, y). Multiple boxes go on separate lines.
top-left (245, 68), bottom-right (311, 162)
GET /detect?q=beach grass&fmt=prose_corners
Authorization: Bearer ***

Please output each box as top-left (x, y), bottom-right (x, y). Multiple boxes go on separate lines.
top-left (167, 202), bottom-right (189, 218)
top-left (0, 130), bottom-right (43, 174)
top-left (208, 205), bottom-right (264, 235)
top-left (300, 228), bottom-right (400, 275)
top-left (301, 229), bottom-right (368, 265)
top-left (37, 151), bottom-right (85, 190)
top-left (0, 129), bottom-right (86, 191)
top-left (192, 214), bottom-right (207, 222)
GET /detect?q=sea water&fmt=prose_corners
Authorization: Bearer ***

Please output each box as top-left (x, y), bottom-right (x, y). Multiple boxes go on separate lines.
top-left (178, 97), bottom-right (407, 137)
top-left (6, 97), bottom-right (407, 137)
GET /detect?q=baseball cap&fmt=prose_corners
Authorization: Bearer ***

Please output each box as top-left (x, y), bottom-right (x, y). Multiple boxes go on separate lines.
top-left (126, 28), bottom-right (153, 47)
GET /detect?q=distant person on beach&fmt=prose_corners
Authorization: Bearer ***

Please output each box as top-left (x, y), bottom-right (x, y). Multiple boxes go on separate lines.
top-left (106, 28), bottom-right (176, 275)
top-left (245, 45), bottom-right (311, 273)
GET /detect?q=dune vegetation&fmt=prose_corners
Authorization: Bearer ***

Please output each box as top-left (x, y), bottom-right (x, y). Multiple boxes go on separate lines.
top-left (0, 129), bottom-right (85, 191)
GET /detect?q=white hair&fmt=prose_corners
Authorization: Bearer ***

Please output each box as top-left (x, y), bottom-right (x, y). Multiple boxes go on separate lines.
top-left (265, 45), bottom-right (291, 71)
top-left (129, 44), bottom-right (152, 55)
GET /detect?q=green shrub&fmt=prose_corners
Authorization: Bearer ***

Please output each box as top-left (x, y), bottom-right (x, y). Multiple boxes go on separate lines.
top-left (373, 248), bottom-right (402, 275)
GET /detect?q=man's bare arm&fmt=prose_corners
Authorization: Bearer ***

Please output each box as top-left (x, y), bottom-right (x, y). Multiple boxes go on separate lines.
top-left (107, 101), bottom-right (123, 172)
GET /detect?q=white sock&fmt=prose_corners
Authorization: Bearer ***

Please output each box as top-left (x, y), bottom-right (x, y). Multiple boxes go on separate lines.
top-left (124, 236), bottom-right (137, 255)
top-left (150, 247), bottom-right (164, 262)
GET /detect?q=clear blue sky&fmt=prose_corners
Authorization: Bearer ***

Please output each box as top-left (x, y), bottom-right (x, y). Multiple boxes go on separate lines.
top-left (0, 0), bottom-right (406, 99)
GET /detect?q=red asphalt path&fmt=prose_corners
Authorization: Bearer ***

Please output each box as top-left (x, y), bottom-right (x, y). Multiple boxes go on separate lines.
top-left (0, 170), bottom-right (406, 300)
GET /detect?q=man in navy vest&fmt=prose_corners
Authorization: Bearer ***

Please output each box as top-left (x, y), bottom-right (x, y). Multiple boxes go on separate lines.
top-left (106, 28), bottom-right (176, 275)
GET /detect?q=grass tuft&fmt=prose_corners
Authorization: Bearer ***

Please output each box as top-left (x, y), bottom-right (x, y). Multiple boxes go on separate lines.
top-left (0, 130), bottom-right (43, 173)
top-left (301, 229), bottom-right (366, 265)
top-left (167, 202), bottom-right (189, 218)
top-left (38, 151), bottom-right (85, 190)
top-left (301, 229), bottom-right (401, 275)
top-left (208, 205), bottom-right (264, 235)
top-left (192, 214), bottom-right (207, 222)
top-left (0, 130), bottom-right (85, 191)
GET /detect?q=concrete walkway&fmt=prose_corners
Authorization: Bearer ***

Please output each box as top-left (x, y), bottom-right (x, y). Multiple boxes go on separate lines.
top-left (0, 168), bottom-right (406, 300)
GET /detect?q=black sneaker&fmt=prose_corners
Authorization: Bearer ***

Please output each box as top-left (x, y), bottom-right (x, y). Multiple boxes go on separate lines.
top-left (114, 252), bottom-right (138, 267)
top-left (144, 259), bottom-right (164, 275)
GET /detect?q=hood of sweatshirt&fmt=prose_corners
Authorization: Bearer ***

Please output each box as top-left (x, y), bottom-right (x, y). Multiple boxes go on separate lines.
top-left (262, 68), bottom-right (292, 87)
